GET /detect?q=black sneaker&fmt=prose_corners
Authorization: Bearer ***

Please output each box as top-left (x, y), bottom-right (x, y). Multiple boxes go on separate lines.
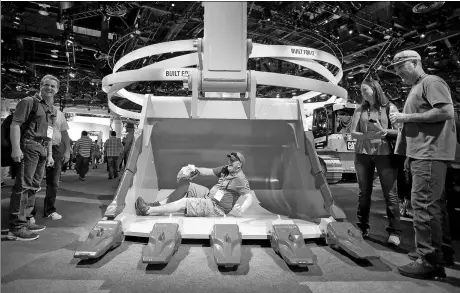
top-left (26, 223), bottom-right (46, 232)
top-left (135, 197), bottom-right (150, 216)
top-left (398, 259), bottom-right (446, 279)
top-left (7, 227), bottom-right (39, 241)
top-left (408, 251), bottom-right (454, 267)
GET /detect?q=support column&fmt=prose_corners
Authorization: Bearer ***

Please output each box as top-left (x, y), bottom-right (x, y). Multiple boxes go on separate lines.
top-left (112, 115), bottom-right (123, 138)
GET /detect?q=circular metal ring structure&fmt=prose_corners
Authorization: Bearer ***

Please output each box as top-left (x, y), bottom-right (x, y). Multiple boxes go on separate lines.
top-left (102, 40), bottom-right (347, 120)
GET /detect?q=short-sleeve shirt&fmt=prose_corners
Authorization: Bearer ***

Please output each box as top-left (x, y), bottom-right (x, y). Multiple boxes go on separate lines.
top-left (394, 75), bottom-right (457, 161)
top-left (51, 108), bottom-right (69, 146)
top-left (207, 165), bottom-right (251, 213)
top-left (354, 104), bottom-right (392, 156)
top-left (13, 94), bottom-right (56, 140)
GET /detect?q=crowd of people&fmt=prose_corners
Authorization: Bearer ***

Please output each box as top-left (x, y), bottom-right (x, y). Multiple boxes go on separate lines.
top-left (1, 49), bottom-right (458, 281)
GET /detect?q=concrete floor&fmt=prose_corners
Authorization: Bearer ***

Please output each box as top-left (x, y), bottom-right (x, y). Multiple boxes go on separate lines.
top-left (1, 167), bottom-right (459, 293)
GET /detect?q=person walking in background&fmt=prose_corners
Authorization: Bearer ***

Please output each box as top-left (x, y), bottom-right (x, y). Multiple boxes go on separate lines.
top-left (389, 50), bottom-right (456, 279)
top-left (74, 131), bottom-right (92, 181)
top-left (350, 79), bottom-right (401, 246)
top-left (92, 140), bottom-right (102, 169)
top-left (104, 131), bottom-right (123, 179)
top-left (122, 124), bottom-right (135, 169)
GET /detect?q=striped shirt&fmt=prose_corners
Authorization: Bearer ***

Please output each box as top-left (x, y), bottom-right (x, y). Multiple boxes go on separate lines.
top-left (76, 136), bottom-right (93, 158)
top-left (104, 137), bottom-right (123, 157)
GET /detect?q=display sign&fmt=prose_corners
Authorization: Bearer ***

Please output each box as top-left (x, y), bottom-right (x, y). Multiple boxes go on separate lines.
top-left (346, 141), bottom-right (356, 150)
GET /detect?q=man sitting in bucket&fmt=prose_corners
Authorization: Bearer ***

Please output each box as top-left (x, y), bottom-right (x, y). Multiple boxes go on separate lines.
top-left (135, 152), bottom-right (254, 217)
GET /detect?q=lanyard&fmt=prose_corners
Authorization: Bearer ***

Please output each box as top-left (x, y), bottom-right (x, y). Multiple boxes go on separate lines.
top-left (367, 106), bottom-right (382, 123)
top-left (414, 73), bottom-right (428, 85)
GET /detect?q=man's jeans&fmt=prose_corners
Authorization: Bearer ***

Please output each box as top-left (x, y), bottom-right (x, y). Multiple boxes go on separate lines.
top-left (75, 155), bottom-right (90, 178)
top-left (355, 154), bottom-right (401, 236)
top-left (44, 145), bottom-right (63, 216)
top-left (9, 140), bottom-right (47, 230)
top-left (409, 159), bottom-right (450, 265)
top-left (107, 156), bottom-right (119, 178)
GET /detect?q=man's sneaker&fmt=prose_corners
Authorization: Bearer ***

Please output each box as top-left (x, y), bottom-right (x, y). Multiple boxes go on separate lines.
top-left (26, 223), bottom-right (46, 232)
top-left (79, 177), bottom-right (85, 181)
top-left (387, 234), bottom-right (401, 246)
top-left (398, 258), bottom-right (446, 279)
top-left (7, 227), bottom-right (39, 241)
top-left (46, 212), bottom-right (62, 220)
top-left (135, 197), bottom-right (150, 216)
top-left (148, 201), bottom-right (161, 207)
top-left (408, 251), bottom-right (454, 267)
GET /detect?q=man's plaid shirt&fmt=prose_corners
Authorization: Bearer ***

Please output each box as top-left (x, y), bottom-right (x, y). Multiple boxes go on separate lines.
top-left (104, 137), bottom-right (123, 157)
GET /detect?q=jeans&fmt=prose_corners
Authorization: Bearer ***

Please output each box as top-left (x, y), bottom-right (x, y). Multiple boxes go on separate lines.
top-left (44, 145), bottom-right (63, 216)
top-left (75, 155), bottom-right (90, 178)
top-left (9, 140), bottom-right (47, 230)
top-left (355, 154), bottom-right (401, 236)
top-left (107, 156), bottom-right (119, 178)
top-left (409, 159), bottom-right (449, 265)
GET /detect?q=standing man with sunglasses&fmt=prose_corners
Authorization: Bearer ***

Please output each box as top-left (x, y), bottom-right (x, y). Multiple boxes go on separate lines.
top-left (135, 152), bottom-right (253, 217)
top-left (389, 50), bottom-right (456, 279)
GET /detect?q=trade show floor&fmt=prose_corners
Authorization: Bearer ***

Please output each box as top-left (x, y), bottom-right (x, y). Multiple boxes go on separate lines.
top-left (1, 167), bottom-right (459, 293)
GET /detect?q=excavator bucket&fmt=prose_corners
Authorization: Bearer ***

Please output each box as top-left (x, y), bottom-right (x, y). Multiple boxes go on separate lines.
top-left (100, 95), bottom-right (377, 260)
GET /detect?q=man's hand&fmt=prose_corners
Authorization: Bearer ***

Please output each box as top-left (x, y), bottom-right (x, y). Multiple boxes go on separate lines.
top-left (63, 152), bottom-right (70, 164)
top-left (404, 157), bottom-right (410, 172)
top-left (231, 204), bottom-right (243, 217)
top-left (46, 155), bottom-right (55, 167)
top-left (11, 148), bottom-right (23, 162)
top-left (389, 112), bottom-right (408, 124)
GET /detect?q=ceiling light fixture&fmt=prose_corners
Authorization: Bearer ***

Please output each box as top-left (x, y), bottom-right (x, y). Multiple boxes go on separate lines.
top-left (51, 53), bottom-right (58, 58)
top-left (38, 4), bottom-right (50, 16)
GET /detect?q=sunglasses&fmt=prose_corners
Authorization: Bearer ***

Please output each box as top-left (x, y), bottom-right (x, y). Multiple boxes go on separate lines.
top-left (228, 152), bottom-right (241, 163)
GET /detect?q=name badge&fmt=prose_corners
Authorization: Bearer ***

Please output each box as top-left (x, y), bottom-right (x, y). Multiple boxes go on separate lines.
top-left (47, 125), bottom-right (54, 139)
top-left (370, 139), bottom-right (381, 144)
top-left (214, 190), bottom-right (224, 202)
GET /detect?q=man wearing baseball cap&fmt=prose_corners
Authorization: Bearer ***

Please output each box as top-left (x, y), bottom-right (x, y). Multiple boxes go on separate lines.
top-left (135, 151), bottom-right (253, 218)
top-left (389, 50), bottom-right (456, 279)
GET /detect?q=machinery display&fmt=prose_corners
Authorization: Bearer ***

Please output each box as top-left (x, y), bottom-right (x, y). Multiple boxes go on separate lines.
top-left (75, 2), bottom-right (380, 266)
top-left (311, 102), bottom-right (358, 184)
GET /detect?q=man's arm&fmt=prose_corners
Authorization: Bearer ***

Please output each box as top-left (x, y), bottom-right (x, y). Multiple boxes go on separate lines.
top-left (404, 103), bottom-right (454, 123)
top-left (239, 191), bottom-right (254, 212)
top-left (195, 167), bottom-right (215, 176)
top-left (10, 122), bottom-right (21, 152)
top-left (62, 130), bottom-right (70, 155)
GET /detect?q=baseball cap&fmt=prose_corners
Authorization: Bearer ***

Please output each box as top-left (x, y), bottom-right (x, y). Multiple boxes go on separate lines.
top-left (389, 50), bottom-right (421, 67)
top-left (227, 152), bottom-right (246, 166)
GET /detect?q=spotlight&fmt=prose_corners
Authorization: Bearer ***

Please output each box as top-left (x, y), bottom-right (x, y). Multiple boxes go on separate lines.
top-left (38, 4), bottom-right (50, 16)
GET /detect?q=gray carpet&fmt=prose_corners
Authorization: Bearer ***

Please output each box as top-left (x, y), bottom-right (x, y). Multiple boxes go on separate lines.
top-left (1, 168), bottom-right (459, 293)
